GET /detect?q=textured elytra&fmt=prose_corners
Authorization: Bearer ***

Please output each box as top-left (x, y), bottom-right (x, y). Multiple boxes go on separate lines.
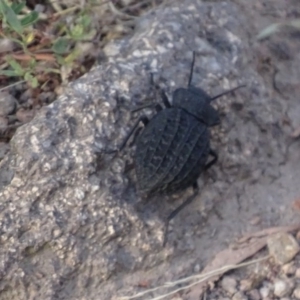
top-left (132, 51), bottom-right (222, 200)
top-left (135, 107), bottom-right (210, 196)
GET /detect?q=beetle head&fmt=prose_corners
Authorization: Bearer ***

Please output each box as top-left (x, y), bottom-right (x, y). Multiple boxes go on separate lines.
top-left (172, 52), bottom-right (245, 126)
top-left (172, 87), bottom-right (220, 126)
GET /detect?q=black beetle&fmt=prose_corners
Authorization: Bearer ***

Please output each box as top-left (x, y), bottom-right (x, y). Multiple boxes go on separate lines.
top-left (109, 52), bottom-right (245, 243)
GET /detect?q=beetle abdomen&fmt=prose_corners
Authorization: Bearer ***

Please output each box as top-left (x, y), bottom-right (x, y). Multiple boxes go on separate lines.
top-left (135, 108), bottom-right (210, 196)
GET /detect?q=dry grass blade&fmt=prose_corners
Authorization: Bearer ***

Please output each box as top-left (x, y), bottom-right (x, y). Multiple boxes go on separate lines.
top-left (118, 256), bottom-right (269, 300)
top-left (257, 23), bottom-right (282, 40)
top-left (109, 1), bottom-right (137, 19)
top-left (237, 223), bottom-right (300, 243)
top-left (257, 19), bottom-right (300, 40)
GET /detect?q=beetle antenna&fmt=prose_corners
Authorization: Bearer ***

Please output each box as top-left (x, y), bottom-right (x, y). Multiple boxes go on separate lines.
top-left (187, 51), bottom-right (196, 87)
top-left (210, 84), bottom-right (246, 102)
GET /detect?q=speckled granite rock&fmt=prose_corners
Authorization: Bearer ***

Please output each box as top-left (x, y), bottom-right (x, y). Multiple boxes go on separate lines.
top-left (0, 1), bottom-right (288, 299)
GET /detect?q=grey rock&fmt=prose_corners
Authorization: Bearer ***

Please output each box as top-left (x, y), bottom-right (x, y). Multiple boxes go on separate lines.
top-left (0, 1), bottom-right (292, 300)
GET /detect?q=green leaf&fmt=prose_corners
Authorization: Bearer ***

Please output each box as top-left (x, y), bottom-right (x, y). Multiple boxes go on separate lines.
top-left (11, 2), bottom-right (26, 14)
top-left (0, 0), bottom-right (23, 35)
top-left (256, 23), bottom-right (281, 40)
top-left (24, 72), bottom-right (38, 88)
top-left (70, 24), bottom-right (85, 40)
top-left (69, 15), bottom-right (92, 40)
top-left (82, 28), bottom-right (97, 40)
top-left (20, 11), bottom-right (39, 27)
top-left (52, 37), bottom-right (69, 54)
top-left (64, 48), bottom-right (80, 64)
top-left (55, 54), bottom-right (65, 65)
top-left (6, 56), bottom-right (24, 75)
top-left (28, 58), bottom-right (37, 69)
top-left (80, 15), bottom-right (91, 28)
top-left (0, 69), bottom-right (19, 77)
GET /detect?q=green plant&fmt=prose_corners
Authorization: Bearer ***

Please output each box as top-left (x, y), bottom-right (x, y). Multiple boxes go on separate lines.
top-left (0, 0), bottom-right (39, 86)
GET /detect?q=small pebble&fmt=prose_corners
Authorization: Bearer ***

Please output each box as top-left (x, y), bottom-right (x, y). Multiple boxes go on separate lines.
top-left (0, 92), bottom-right (16, 116)
top-left (282, 262), bottom-right (296, 275)
top-left (259, 286), bottom-right (271, 298)
top-left (273, 279), bottom-right (294, 297)
top-left (0, 38), bottom-right (15, 53)
top-left (193, 263), bottom-right (201, 273)
top-left (267, 232), bottom-right (300, 265)
top-left (34, 4), bottom-right (45, 13)
top-left (16, 109), bottom-right (35, 123)
top-left (0, 142), bottom-right (10, 160)
top-left (239, 277), bottom-right (262, 292)
top-left (294, 286), bottom-right (300, 299)
top-left (221, 276), bottom-right (237, 295)
top-left (0, 116), bottom-right (8, 128)
top-left (39, 92), bottom-right (56, 104)
top-left (248, 289), bottom-right (260, 300)
top-left (240, 279), bottom-right (253, 292)
top-left (249, 216), bottom-right (261, 226)
top-left (19, 89), bottom-right (33, 104)
top-left (232, 291), bottom-right (248, 300)
top-left (296, 268), bottom-right (300, 278)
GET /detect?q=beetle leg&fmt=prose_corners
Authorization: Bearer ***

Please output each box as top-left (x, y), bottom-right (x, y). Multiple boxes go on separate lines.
top-left (160, 90), bottom-right (172, 108)
top-left (210, 84), bottom-right (246, 102)
top-left (154, 103), bottom-right (164, 112)
top-left (131, 103), bottom-right (155, 113)
top-left (150, 72), bottom-right (172, 108)
top-left (118, 116), bottom-right (149, 151)
top-left (103, 116), bottom-right (149, 154)
top-left (132, 103), bottom-right (163, 113)
top-left (168, 182), bottom-right (199, 221)
top-left (128, 126), bottom-right (144, 147)
top-left (204, 149), bottom-right (218, 170)
top-left (163, 182), bottom-right (199, 246)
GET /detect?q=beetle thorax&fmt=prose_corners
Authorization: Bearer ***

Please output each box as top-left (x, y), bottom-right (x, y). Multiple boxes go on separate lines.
top-left (172, 87), bottom-right (220, 127)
